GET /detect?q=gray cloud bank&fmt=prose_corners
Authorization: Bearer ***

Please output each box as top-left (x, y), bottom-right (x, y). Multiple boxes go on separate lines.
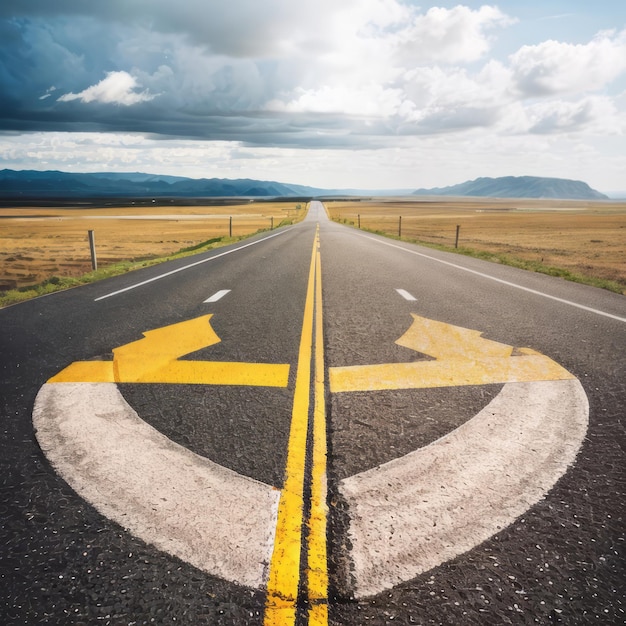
top-left (1, 1), bottom-right (625, 148)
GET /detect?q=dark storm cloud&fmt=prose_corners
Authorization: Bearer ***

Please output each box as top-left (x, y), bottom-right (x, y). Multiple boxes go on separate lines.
top-left (0, 1), bottom-right (367, 147)
top-left (2, 2), bottom-right (624, 151)
top-left (0, 0), bottom-right (332, 57)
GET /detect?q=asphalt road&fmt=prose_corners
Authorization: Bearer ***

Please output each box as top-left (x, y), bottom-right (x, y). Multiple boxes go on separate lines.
top-left (1, 201), bottom-right (624, 625)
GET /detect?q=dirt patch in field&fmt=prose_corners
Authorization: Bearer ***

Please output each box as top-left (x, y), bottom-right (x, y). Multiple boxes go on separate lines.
top-left (327, 198), bottom-right (626, 292)
top-left (0, 202), bottom-right (301, 290)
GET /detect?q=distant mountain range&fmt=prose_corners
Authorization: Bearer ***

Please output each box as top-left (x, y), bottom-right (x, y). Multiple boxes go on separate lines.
top-left (0, 169), bottom-right (321, 199)
top-left (412, 176), bottom-right (608, 200)
top-left (0, 170), bottom-right (609, 201)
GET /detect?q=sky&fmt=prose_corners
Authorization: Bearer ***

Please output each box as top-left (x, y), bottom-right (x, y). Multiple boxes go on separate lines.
top-left (1, 1), bottom-right (625, 193)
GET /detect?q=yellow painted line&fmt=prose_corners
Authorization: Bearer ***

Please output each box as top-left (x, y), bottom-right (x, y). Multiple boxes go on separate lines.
top-left (329, 356), bottom-right (574, 392)
top-left (397, 314), bottom-right (515, 359)
top-left (329, 313), bottom-right (574, 393)
top-left (264, 229), bottom-right (317, 625)
top-left (307, 238), bottom-right (329, 624)
top-left (48, 361), bottom-right (117, 383)
top-left (48, 314), bottom-right (289, 387)
top-left (50, 360), bottom-right (289, 387)
top-left (264, 227), bottom-right (329, 626)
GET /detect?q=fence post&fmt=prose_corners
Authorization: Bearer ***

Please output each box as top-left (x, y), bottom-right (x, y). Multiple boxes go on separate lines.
top-left (229, 216), bottom-right (233, 237)
top-left (270, 216), bottom-right (274, 230)
top-left (358, 214), bottom-right (361, 229)
top-left (88, 230), bottom-right (97, 271)
top-left (455, 224), bottom-right (460, 248)
top-left (398, 216), bottom-right (402, 238)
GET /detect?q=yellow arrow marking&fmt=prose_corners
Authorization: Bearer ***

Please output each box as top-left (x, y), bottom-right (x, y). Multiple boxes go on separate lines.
top-left (329, 314), bottom-right (574, 393)
top-left (48, 314), bottom-right (290, 387)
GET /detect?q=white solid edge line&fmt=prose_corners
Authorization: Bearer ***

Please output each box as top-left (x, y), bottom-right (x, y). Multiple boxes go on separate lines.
top-left (204, 289), bottom-right (231, 303)
top-left (359, 233), bottom-right (626, 323)
top-left (396, 288), bottom-right (417, 301)
top-left (94, 228), bottom-right (291, 301)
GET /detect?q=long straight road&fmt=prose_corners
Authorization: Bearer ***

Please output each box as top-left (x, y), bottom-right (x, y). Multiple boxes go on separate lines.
top-left (1, 201), bottom-right (624, 625)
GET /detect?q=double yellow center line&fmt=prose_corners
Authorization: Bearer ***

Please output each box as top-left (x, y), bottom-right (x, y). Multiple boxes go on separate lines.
top-left (264, 226), bottom-right (329, 625)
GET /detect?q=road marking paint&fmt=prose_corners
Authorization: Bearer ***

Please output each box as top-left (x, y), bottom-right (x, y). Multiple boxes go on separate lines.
top-left (34, 226), bottom-right (329, 617)
top-left (264, 227), bottom-right (328, 626)
top-left (327, 312), bottom-right (588, 597)
top-left (204, 289), bottom-right (231, 303)
top-left (330, 314), bottom-right (573, 392)
top-left (94, 228), bottom-right (291, 301)
top-left (396, 288), bottom-right (416, 301)
top-left (358, 233), bottom-right (626, 323)
top-left (339, 378), bottom-right (588, 597)
top-left (33, 382), bottom-right (280, 589)
top-left (48, 314), bottom-right (289, 387)
top-left (307, 239), bottom-right (329, 625)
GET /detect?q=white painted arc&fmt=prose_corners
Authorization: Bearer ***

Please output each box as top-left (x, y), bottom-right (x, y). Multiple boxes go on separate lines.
top-left (339, 378), bottom-right (589, 598)
top-left (33, 382), bottom-right (280, 589)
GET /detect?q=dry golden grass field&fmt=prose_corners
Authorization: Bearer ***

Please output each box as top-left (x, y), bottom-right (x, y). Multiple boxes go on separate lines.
top-left (326, 198), bottom-right (626, 293)
top-left (1, 199), bottom-right (624, 295)
top-left (0, 202), bottom-right (301, 291)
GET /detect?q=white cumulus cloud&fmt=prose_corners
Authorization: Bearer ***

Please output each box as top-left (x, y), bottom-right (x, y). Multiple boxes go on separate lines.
top-left (524, 96), bottom-right (626, 134)
top-left (395, 4), bottom-right (515, 65)
top-left (265, 3), bottom-right (516, 124)
top-left (58, 71), bottom-right (155, 105)
top-left (511, 29), bottom-right (626, 97)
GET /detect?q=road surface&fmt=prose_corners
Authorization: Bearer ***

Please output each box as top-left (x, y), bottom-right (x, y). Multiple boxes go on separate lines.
top-left (1, 201), bottom-right (624, 625)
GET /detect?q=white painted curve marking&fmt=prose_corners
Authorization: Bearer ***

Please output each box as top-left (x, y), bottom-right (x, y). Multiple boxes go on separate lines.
top-left (339, 378), bottom-right (588, 598)
top-left (204, 289), bottom-right (231, 303)
top-left (358, 233), bottom-right (626, 323)
top-left (94, 228), bottom-right (291, 301)
top-left (33, 382), bottom-right (279, 589)
top-left (396, 289), bottom-right (417, 301)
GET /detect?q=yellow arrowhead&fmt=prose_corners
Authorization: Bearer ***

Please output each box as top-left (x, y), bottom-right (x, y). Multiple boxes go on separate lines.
top-left (49, 315), bottom-right (290, 387)
top-left (329, 314), bottom-right (574, 392)
top-left (396, 314), bottom-right (514, 359)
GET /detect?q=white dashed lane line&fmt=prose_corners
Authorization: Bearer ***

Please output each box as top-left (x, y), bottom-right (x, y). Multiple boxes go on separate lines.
top-left (396, 288), bottom-right (417, 301)
top-left (204, 289), bottom-right (231, 303)
top-left (360, 233), bottom-right (626, 323)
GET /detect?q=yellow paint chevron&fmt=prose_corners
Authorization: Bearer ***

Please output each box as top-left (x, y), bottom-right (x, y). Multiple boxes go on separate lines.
top-left (48, 314), bottom-right (290, 387)
top-left (329, 314), bottom-right (574, 393)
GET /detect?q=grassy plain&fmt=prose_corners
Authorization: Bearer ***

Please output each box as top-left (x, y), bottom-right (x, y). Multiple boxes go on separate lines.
top-left (326, 198), bottom-right (626, 294)
top-left (0, 202), bottom-right (301, 293)
top-left (1, 198), bottom-right (624, 304)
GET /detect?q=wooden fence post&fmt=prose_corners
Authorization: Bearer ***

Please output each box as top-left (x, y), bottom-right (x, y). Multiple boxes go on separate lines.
top-left (88, 230), bottom-right (97, 270)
